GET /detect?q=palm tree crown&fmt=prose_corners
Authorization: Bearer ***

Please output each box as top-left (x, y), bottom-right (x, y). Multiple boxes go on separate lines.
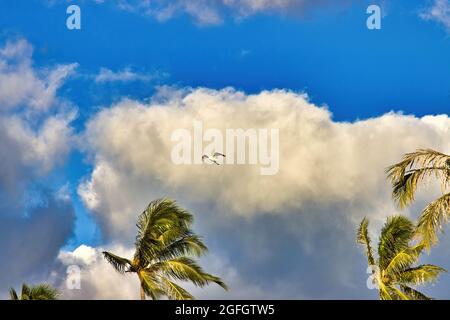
top-left (103, 198), bottom-right (227, 300)
top-left (387, 149), bottom-right (450, 248)
top-left (357, 215), bottom-right (446, 300)
top-left (9, 283), bottom-right (59, 300)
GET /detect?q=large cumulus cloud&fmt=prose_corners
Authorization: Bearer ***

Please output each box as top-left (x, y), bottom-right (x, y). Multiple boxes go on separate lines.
top-left (70, 88), bottom-right (450, 299)
top-left (0, 38), bottom-right (77, 296)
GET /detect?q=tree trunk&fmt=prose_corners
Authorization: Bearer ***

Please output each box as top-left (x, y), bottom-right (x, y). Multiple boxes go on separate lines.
top-left (140, 286), bottom-right (146, 300)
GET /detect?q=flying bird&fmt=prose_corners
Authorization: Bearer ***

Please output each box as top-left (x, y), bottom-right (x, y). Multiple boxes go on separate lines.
top-left (202, 152), bottom-right (226, 165)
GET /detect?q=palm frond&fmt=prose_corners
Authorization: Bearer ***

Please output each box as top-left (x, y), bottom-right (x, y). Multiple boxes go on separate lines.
top-left (29, 284), bottom-right (59, 300)
top-left (356, 217), bottom-right (375, 266)
top-left (102, 198), bottom-right (227, 299)
top-left (416, 193), bottom-right (450, 249)
top-left (378, 282), bottom-right (393, 300)
top-left (21, 283), bottom-right (31, 300)
top-left (378, 215), bottom-right (415, 270)
top-left (102, 251), bottom-right (132, 274)
top-left (9, 288), bottom-right (18, 300)
top-left (138, 270), bottom-right (165, 300)
top-left (385, 250), bottom-right (418, 276)
top-left (199, 273), bottom-right (228, 290)
top-left (387, 149), bottom-right (450, 208)
top-left (388, 285), bottom-right (410, 300)
top-left (134, 199), bottom-right (193, 264)
top-left (400, 285), bottom-right (432, 300)
top-left (358, 212), bottom-right (445, 300)
top-left (160, 278), bottom-right (195, 300)
top-left (157, 232), bottom-right (208, 261)
top-left (157, 227), bottom-right (191, 245)
top-left (399, 264), bottom-right (446, 286)
top-left (10, 283), bottom-right (59, 300)
top-left (149, 257), bottom-right (228, 290)
top-left (384, 245), bottom-right (422, 277)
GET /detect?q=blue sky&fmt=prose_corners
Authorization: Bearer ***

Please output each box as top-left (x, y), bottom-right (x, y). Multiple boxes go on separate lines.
top-left (3, 0), bottom-right (450, 121)
top-left (2, 0), bottom-right (450, 299)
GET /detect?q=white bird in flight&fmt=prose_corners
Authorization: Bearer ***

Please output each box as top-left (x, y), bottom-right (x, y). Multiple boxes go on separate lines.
top-left (202, 152), bottom-right (226, 165)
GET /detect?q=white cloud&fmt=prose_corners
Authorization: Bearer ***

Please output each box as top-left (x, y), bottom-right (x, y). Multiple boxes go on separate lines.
top-left (0, 39), bottom-right (77, 112)
top-left (55, 245), bottom-right (143, 299)
top-left (58, 244), bottom-right (99, 266)
top-left (0, 38), bottom-right (32, 60)
top-left (420, 0), bottom-right (450, 31)
top-left (0, 39), bottom-right (77, 192)
top-left (2, 112), bottom-right (75, 172)
top-left (94, 67), bottom-right (160, 83)
top-left (54, 244), bottom-right (268, 299)
top-left (0, 38), bottom-right (77, 294)
top-left (77, 88), bottom-right (450, 239)
top-left (70, 87), bottom-right (450, 300)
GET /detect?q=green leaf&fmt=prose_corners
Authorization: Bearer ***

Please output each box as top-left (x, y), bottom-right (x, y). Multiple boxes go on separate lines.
top-left (356, 217), bottom-right (375, 266)
top-left (399, 264), bottom-right (447, 286)
top-left (378, 215), bottom-right (414, 270)
top-left (102, 251), bottom-right (132, 274)
top-left (134, 199), bottom-right (193, 264)
top-left (384, 243), bottom-right (424, 276)
top-left (150, 257), bottom-right (228, 290)
top-left (387, 149), bottom-right (450, 209)
top-left (9, 283), bottom-right (59, 300)
top-left (9, 288), bottom-right (18, 300)
top-left (416, 193), bottom-right (450, 249)
top-left (138, 270), bottom-right (165, 300)
top-left (161, 278), bottom-right (195, 300)
top-left (400, 285), bottom-right (432, 300)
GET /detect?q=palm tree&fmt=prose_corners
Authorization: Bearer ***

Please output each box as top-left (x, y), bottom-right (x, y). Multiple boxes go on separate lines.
top-left (103, 198), bottom-right (227, 300)
top-left (9, 283), bottom-right (59, 300)
top-left (387, 149), bottom-right (450, 248)
top-left (357, 215), bottom-right (446, 300)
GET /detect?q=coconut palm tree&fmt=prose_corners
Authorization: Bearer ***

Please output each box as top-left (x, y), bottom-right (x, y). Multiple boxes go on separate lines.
top-left (103, 198), bottom-right (227, 300)
top-left (387, 149), bottom-right (450, 248)
top-left (9, 283), bottom-right (59, 300)
top-left (357, 215), bottom-right (445, 300)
